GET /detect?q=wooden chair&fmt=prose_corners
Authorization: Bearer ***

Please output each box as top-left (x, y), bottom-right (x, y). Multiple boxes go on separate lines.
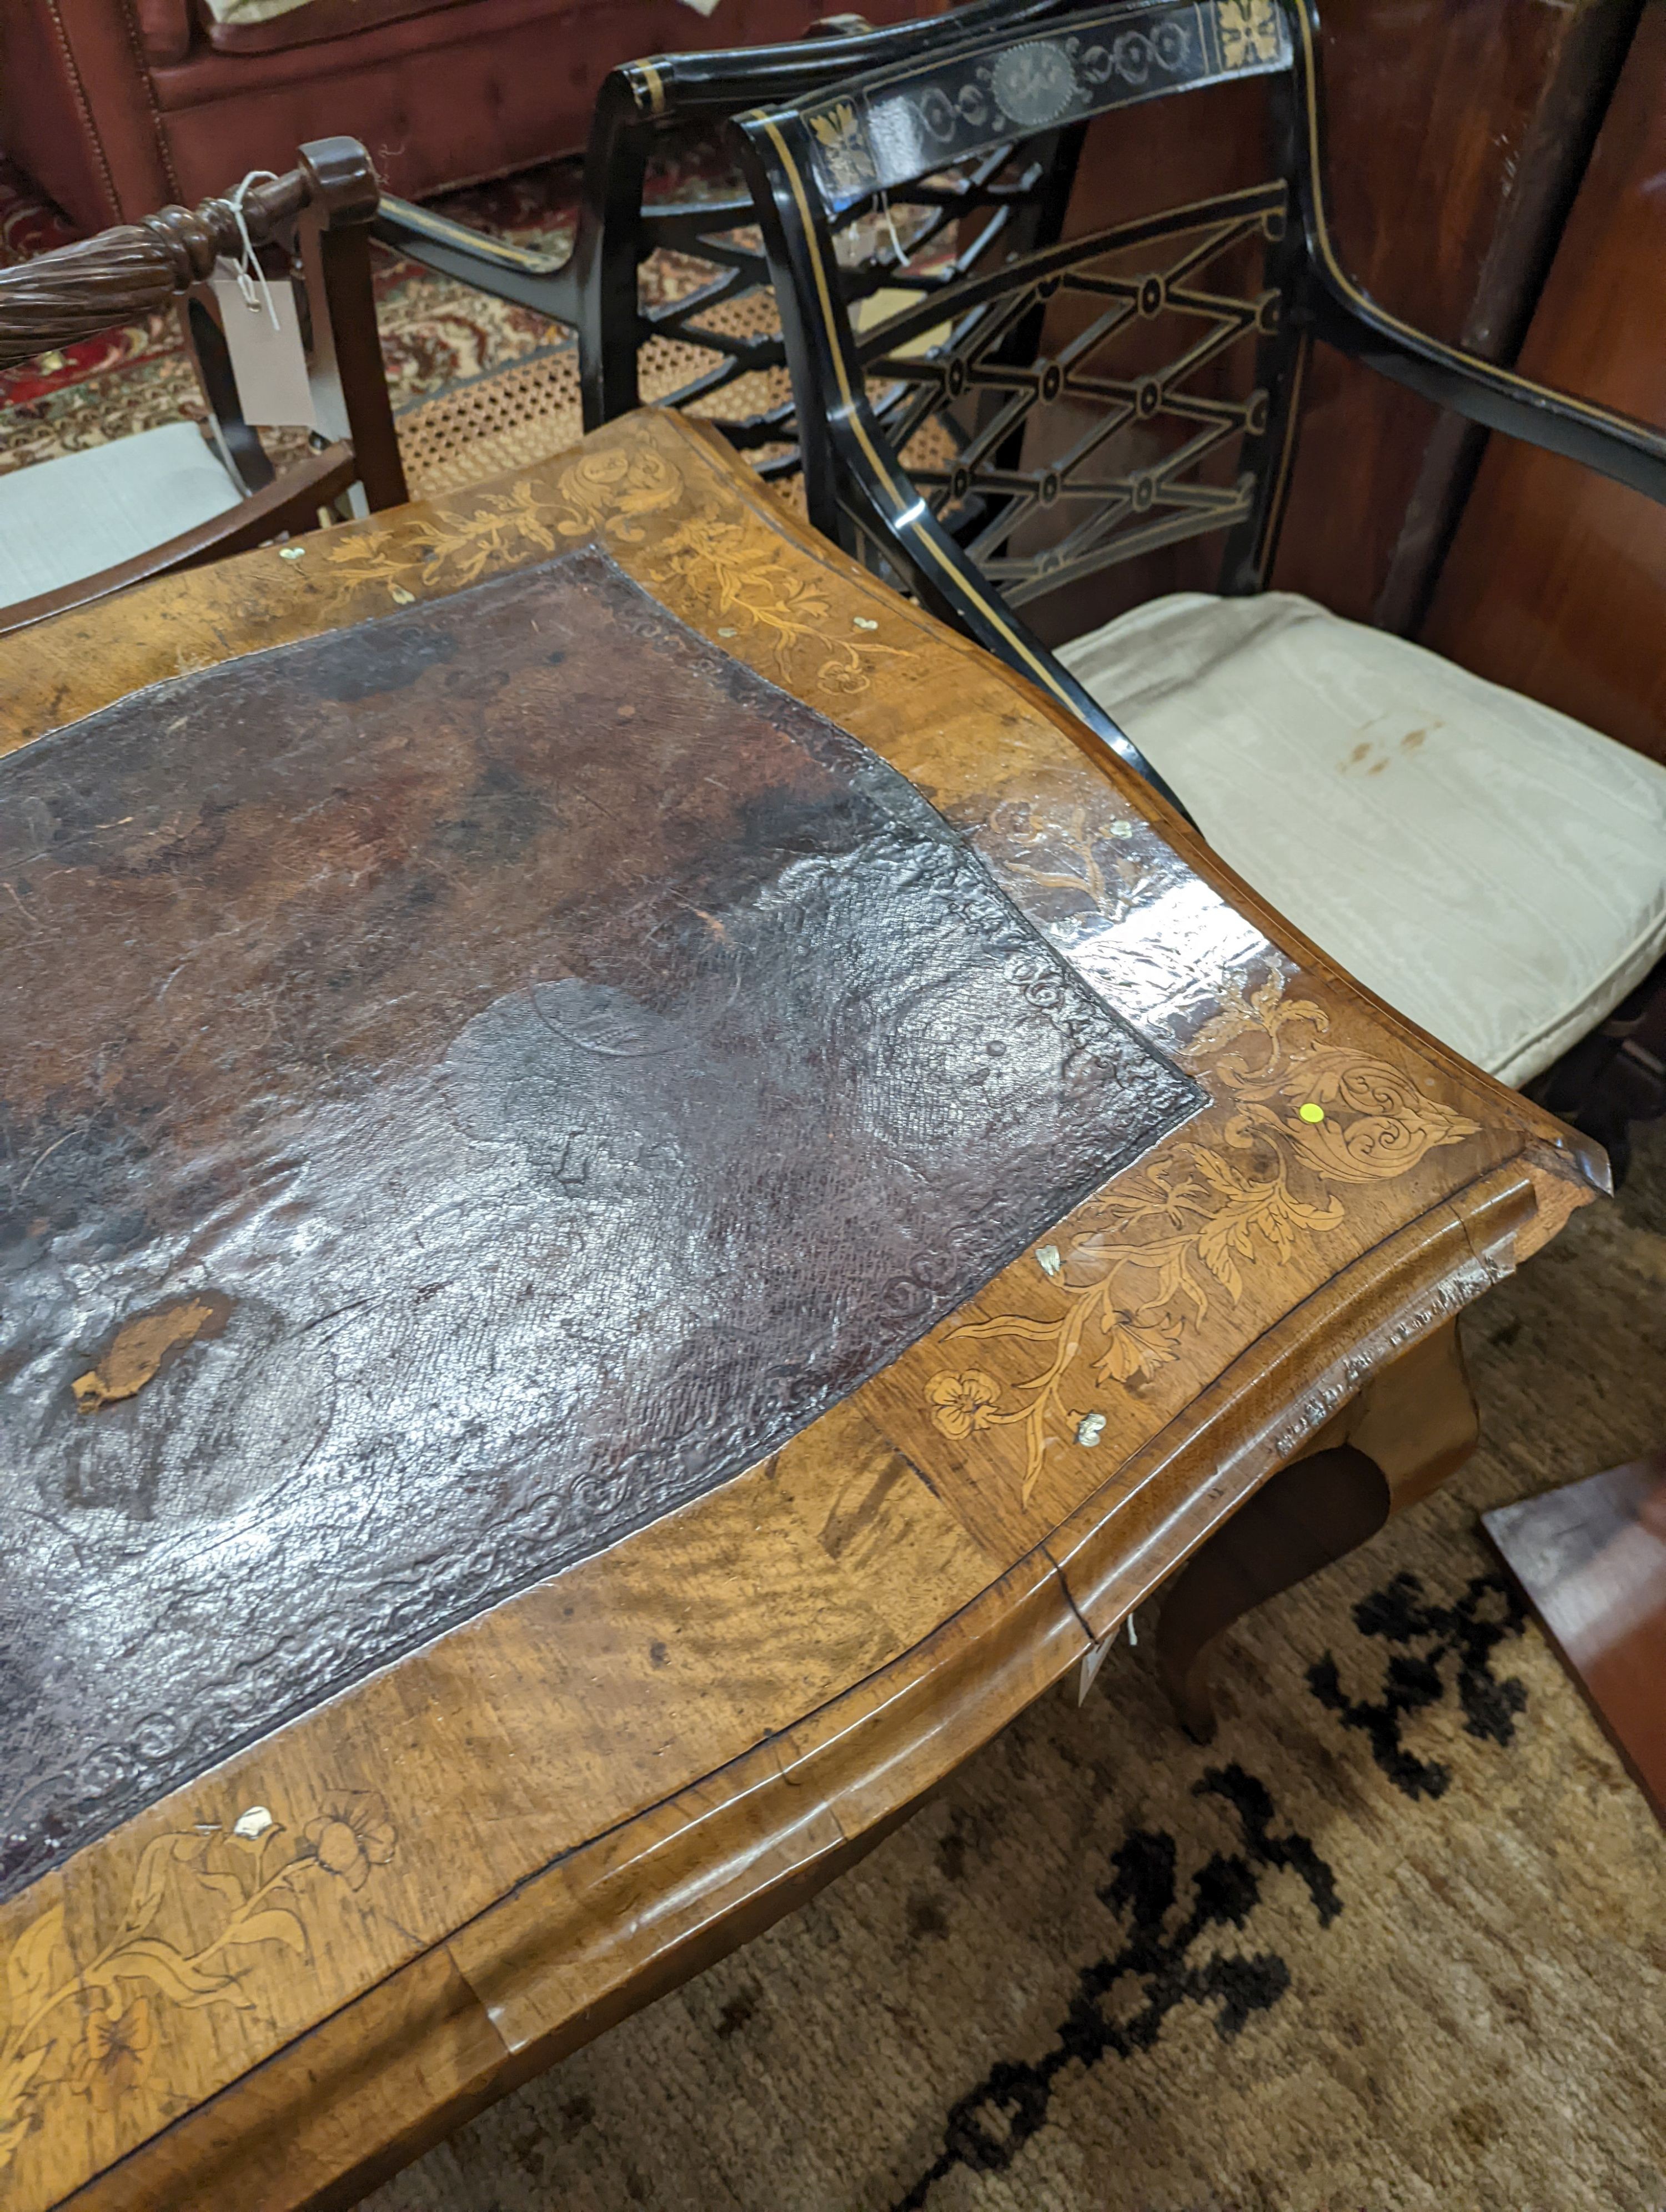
top-left (371, 2), bottom-right (1080, 478)
top-left (0, 138), bottom-right (407, 638)
top-left (730, 0), bottom-right (1666, 1167)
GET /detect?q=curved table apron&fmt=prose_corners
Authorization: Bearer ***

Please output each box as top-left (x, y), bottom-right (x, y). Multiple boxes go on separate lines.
top-left (0, 409), bottom-right (1602, 2212)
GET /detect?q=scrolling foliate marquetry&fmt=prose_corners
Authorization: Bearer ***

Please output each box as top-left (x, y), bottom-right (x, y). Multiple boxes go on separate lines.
top-left (924, 970), bottom-right (1484, 1500)
top-left (315, 441), bottom-right (692, 597)
top-left (318, 436), bottom-right (908, 700)
top-left (643, 516), bottom-right (911, 694)
top-left (0, 1793), bottom-right (397, 2176)
top-left (0, 403), bottom-right (1598, 2212)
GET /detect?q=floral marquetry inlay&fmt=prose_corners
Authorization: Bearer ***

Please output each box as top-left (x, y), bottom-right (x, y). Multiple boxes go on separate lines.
top-left (0, 1791), bottom-right (397, 2174)
top-left (318, 434), bottom-right (907, 701)
top-left (0, 386), bottom-right (1594, 2212)
top-left (925, 970), bottom-right (1484, 1501)
top-left (1216, 0), bottom-right (1283, 68)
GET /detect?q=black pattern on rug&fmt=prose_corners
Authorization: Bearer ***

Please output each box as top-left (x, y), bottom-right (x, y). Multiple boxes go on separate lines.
top-left (1306, 1568), bottom-right (1529, 1801)
top-left (893, 1766), bottom-right (1339, 2210)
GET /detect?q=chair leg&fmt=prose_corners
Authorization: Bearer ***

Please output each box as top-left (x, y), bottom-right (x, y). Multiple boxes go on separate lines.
top-left (1156, 1318), bottom-right (1481, 1740)
top-left (1345, 1315), bottom-right (1481, 1514)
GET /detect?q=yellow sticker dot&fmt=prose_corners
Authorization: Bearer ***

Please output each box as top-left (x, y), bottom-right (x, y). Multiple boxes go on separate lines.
top-left (1298, 1103), bottom-right (1325, 1124)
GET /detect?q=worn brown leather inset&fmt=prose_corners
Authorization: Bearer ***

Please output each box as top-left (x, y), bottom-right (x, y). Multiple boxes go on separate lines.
top-left (0, 547), bottom-right (1200, 1896)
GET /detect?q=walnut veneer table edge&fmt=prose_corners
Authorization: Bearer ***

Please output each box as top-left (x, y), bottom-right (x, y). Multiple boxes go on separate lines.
top-left (0, 411), bottom-right (1603, 2212)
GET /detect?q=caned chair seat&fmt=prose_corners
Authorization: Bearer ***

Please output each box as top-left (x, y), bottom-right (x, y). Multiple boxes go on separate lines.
top-left (0, 422), bottom-right (244, 607)
top-left (1058, 592), bottom-right (1666, 1088)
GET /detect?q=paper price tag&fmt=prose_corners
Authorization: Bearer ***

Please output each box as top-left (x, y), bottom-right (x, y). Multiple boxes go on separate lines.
top-left (209, 265), bottom-right (317, 430)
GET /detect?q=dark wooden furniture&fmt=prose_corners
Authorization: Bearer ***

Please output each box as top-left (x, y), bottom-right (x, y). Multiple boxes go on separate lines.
top-left (389, 0), bottom-right (1174, 794)
top-left (375, 0), bottom-right (1642, 650)
top-left (1485, 1448), bottom-right (1666, 1826)
top-left (885, 0), bottom-right (1645, 638)
top-left (1421, 0), bottom-right (1666, 1174)
top-left (728, 0), bottom-right (1666, 1164)
top-left (734, 0), bottom-right (1666, 673)
top-left (0, 138), bottom-right (407, 638)
top-left (1272, 0), bottom-right (1641, 632)
top-left (1527, 955), bottom-right (1666, 1188)
top-left (378, 0), bottom-right (1193, 811)
top-left (0, 406), bottom-right (1600, 2210)
top-left (373, 0), bottom-right (1061, 466)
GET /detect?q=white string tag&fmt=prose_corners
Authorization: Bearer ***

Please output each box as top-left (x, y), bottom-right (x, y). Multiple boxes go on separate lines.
top-left (210, 264), bottom-right (317, 428)
top-left (208, 172), bottom-right (317, 430)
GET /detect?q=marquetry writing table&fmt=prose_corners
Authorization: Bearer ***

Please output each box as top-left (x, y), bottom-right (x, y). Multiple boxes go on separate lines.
top-left (0, 410), bottom-right (1603, 2211)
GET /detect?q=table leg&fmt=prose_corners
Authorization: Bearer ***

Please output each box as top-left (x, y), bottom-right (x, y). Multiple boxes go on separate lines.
top-left (1155, 1319), bottom-right (1479, 1740)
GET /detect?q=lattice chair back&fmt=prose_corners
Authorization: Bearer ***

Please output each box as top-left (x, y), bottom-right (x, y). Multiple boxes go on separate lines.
top-left (739, 0), bottom-right (1666, 1171)
top-left (371, 2), bottom-right (1083, 493)
top-left (576, 0), bottom-right (1092, 489)
top-left (731, 0), bottom-right (1303, 774)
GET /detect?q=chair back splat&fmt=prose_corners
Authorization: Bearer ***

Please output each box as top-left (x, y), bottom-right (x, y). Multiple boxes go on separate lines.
top-left (576, 0), bottom-right (1080, 441)
top-left (373, 2), bottom-right (1083, 473)
top-left (731, 0), bottom-right (1303, 790)
top-left (730, 0), bottom-right (1666, 792)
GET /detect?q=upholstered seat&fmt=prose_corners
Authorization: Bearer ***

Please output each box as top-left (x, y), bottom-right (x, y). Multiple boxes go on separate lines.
top-left (0, 423), bottom-right (243, 607)
top-left (1059, 592), bottom-right (1666, 1088)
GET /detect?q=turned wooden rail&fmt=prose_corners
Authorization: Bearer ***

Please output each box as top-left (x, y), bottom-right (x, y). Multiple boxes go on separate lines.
top-left (0, 138), bottom-right (379, 372)
top-left (0, 133), bottom-right (405, 633)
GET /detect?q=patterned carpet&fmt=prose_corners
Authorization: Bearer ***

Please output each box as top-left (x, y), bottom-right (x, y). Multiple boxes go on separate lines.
top-left (0, 147), bottom-right (926, 499)
top-left (364, 1122), bottom-right (1666, 2212)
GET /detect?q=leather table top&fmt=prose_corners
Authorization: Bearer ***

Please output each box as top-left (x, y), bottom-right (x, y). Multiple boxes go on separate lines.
top-left (0, 544), bottom-right (1198, 1898)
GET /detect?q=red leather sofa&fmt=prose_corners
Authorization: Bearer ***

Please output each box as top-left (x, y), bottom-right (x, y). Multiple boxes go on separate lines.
top-left (0, 0), bottom-right (924, 230)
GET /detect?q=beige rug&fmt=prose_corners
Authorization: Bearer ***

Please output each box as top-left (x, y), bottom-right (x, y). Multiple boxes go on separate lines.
top-left (367, 1122), bottom-right (1666, 2212)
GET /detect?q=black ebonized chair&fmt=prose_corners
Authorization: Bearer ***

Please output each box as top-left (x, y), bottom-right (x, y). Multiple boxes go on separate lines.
top-left (729, 0), bottom-right (1666, 1162)
top-left (371, 1), bottom-right (1083, 475)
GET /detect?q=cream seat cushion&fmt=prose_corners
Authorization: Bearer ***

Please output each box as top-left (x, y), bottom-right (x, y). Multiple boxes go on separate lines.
top-left (0, 424), bottom-right (243, 607)
top-left (1058, 592), bottom-right (1666, 1088)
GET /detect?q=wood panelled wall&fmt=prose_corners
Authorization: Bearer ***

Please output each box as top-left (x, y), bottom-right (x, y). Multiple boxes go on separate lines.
top-left (1283, 0), bottom-right (1639, 631)
top-left (1424, 0), bottom-right (1666, 766)
top-left (1049, 0), bottom-right (1640, 637)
